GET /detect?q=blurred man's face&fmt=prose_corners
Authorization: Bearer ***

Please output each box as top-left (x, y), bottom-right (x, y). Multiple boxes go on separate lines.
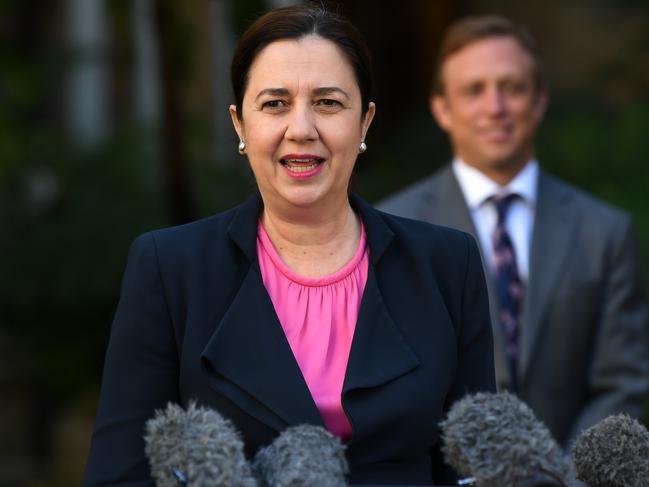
top-left (431, 36), bottom-right (547, 184)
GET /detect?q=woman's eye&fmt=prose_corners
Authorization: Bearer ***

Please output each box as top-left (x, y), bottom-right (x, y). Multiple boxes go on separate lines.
top-left (315, 99), bottom-right (344, 112)
top-left (317, 99), bottom-right (342, 107)
top-left (262, 100), bottom-right (287, 109)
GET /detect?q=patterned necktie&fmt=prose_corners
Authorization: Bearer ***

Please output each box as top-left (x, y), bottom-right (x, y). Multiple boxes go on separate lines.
top-left (491, 193), bottom-right (523, 392)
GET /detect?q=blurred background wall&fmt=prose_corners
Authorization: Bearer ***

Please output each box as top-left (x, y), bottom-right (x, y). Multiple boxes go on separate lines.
top-left (1, 0), bottom-right (647, 485)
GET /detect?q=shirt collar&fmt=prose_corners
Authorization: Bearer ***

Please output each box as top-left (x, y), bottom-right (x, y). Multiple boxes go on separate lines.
top-left (452, 157), bottom-right (539, 210)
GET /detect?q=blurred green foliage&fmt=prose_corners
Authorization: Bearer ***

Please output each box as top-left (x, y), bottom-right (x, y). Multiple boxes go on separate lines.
top-left (539, 101), bottom-right (649, 280)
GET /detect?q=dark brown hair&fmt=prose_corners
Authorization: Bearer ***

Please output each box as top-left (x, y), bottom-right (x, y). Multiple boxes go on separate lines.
top-left (432, 15), bottom-right (544, 95)
top-left (230, 2), bottom-right (373, 120)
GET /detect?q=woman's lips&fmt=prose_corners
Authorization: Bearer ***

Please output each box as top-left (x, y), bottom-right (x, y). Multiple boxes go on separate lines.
top-left (280, 155), bottom-right (325, 179)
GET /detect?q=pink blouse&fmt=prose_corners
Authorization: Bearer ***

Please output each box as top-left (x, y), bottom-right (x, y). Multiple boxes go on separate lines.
top-left (256, 221), bottom-right (369, 441)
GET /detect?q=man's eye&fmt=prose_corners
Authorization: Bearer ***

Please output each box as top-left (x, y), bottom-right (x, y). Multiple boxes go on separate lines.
top-left (465, 84), bottom-right (483, 96)
top-left (504, 82), bottom-right (528, 94)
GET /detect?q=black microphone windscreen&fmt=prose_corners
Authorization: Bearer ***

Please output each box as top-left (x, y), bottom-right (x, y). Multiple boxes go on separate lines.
top-left (440, 392), bottom-right (570, 487)
top-left (253, 424), bottom-right (348, 487)
top-left (144, 401), bottom-right (257, 487)
top-left (572, 413), bottom-right (649, 487)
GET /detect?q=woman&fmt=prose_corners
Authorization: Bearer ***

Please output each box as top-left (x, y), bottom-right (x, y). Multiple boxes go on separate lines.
top-left (84, 3), bottom-right (495, 485)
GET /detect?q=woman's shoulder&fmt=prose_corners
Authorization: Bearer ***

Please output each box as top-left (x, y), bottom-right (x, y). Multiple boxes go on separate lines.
top-left (130, 196), bottom-right (258, 263)
top-left (375, 206), bottom-right (474, 250)
top-left (131, 207), bottom-right (231, 253)
top-left (152, 206), bottom-right (239, 243)
top-left (366, 205), bottom-right (484, 306)
top-left (375, 208), bottom-right (483, 285)
top-left (353, 192), bottom-right (473, 249)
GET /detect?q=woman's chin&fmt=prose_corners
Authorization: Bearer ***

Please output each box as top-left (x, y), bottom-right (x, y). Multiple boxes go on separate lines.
top-left (274, 186), bottom-right (335, 210)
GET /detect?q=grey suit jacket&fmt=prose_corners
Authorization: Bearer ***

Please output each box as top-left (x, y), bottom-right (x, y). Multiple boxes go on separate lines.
top-left (377, 165), bottom-right (649, 446)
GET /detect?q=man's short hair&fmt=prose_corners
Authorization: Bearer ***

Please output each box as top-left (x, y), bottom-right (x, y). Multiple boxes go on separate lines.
top-left (432, 15), bottom-right (544, 95)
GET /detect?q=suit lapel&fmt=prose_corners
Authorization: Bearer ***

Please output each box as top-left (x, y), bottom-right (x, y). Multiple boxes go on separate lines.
top-left (519, 173), bottom-right (578, 380)
top-left (421, 166), bottom-right (476, 235)
top-left (419, 168), bottom-right (509, 386)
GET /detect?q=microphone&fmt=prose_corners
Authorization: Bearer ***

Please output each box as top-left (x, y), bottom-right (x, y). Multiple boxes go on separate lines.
top-left (572, 413), bottom-right (649, 487)
top-left (440, 392), bottom-right (571, 487)
top-left (144, 401), bottom-right (257, 487)
top-left (253, 424), bottom-right (348, 487)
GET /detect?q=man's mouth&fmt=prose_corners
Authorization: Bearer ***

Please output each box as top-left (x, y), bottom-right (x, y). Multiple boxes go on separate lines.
top-left (480, 126), bottom-right (513, 141)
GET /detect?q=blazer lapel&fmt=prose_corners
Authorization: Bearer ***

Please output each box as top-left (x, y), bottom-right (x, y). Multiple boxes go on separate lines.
top-left (343, 264), bottom-right (420, 393)
top-left (343, 195), bottom-right (421, 439)
top-left (519, 173), bottom-right (578, 380)
top-left (346, 197), bottom-right (422, 386)
top-left (201, 193), bottom-right (324, 432)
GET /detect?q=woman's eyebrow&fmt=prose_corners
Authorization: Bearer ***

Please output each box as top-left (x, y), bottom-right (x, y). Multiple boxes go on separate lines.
top-left (254, 86), bottom-right (350, 100)
top-left (254, 88), bottom-right (290, 101)
top-left (313, 87), bottom-right (349, 98)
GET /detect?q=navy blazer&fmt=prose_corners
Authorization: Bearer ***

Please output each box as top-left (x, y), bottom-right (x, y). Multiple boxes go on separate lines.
top-left (83, 192), bottom-right (496, 486)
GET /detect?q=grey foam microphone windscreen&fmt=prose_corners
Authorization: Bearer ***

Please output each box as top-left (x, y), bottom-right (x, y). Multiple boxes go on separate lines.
top-left (440, 392), bottom-right (571, 487)
top-left (572, 413), bottom-right (649, 487)
top-left (144, 401), bottom-right (257, 487)
top-left (253, 424), bottom-right (348, 487)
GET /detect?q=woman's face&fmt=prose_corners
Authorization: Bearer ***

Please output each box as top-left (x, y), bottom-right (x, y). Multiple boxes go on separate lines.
top-left (230, 35), bottom-right (375, 212)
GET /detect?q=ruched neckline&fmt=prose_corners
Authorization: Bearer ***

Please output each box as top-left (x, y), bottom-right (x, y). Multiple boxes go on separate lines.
top-left (256, 220), bottom-right (367, 287)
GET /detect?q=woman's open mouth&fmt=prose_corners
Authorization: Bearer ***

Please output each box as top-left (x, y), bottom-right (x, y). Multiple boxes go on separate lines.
top-left (280, 155), bottom-right (325, 178)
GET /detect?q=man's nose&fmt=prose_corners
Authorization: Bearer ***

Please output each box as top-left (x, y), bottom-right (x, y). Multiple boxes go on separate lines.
top-left (484, 87), bottom-right (507, 116)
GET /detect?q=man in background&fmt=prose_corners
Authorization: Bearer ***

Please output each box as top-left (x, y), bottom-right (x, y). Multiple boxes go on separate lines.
top-left (378, 15), bottom-right (649, 447)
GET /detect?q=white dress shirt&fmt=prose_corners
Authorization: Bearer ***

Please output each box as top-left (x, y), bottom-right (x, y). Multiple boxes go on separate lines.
top-left (452, 158), bottom-right (539, 282)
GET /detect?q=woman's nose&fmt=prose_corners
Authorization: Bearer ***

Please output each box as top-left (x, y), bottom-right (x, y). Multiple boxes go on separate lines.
top-left (284, 103), bottom-right (318, 142)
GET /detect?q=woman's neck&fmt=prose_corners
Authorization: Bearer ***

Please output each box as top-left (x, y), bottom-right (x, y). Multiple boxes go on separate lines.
top-left (261, 201), bottom-right (361, 278)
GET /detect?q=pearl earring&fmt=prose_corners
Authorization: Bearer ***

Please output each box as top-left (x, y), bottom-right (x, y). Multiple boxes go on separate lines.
top-left (359, 141), bottom-right (367, 154)
top-left (238, 140), bottom-right (246, 155)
